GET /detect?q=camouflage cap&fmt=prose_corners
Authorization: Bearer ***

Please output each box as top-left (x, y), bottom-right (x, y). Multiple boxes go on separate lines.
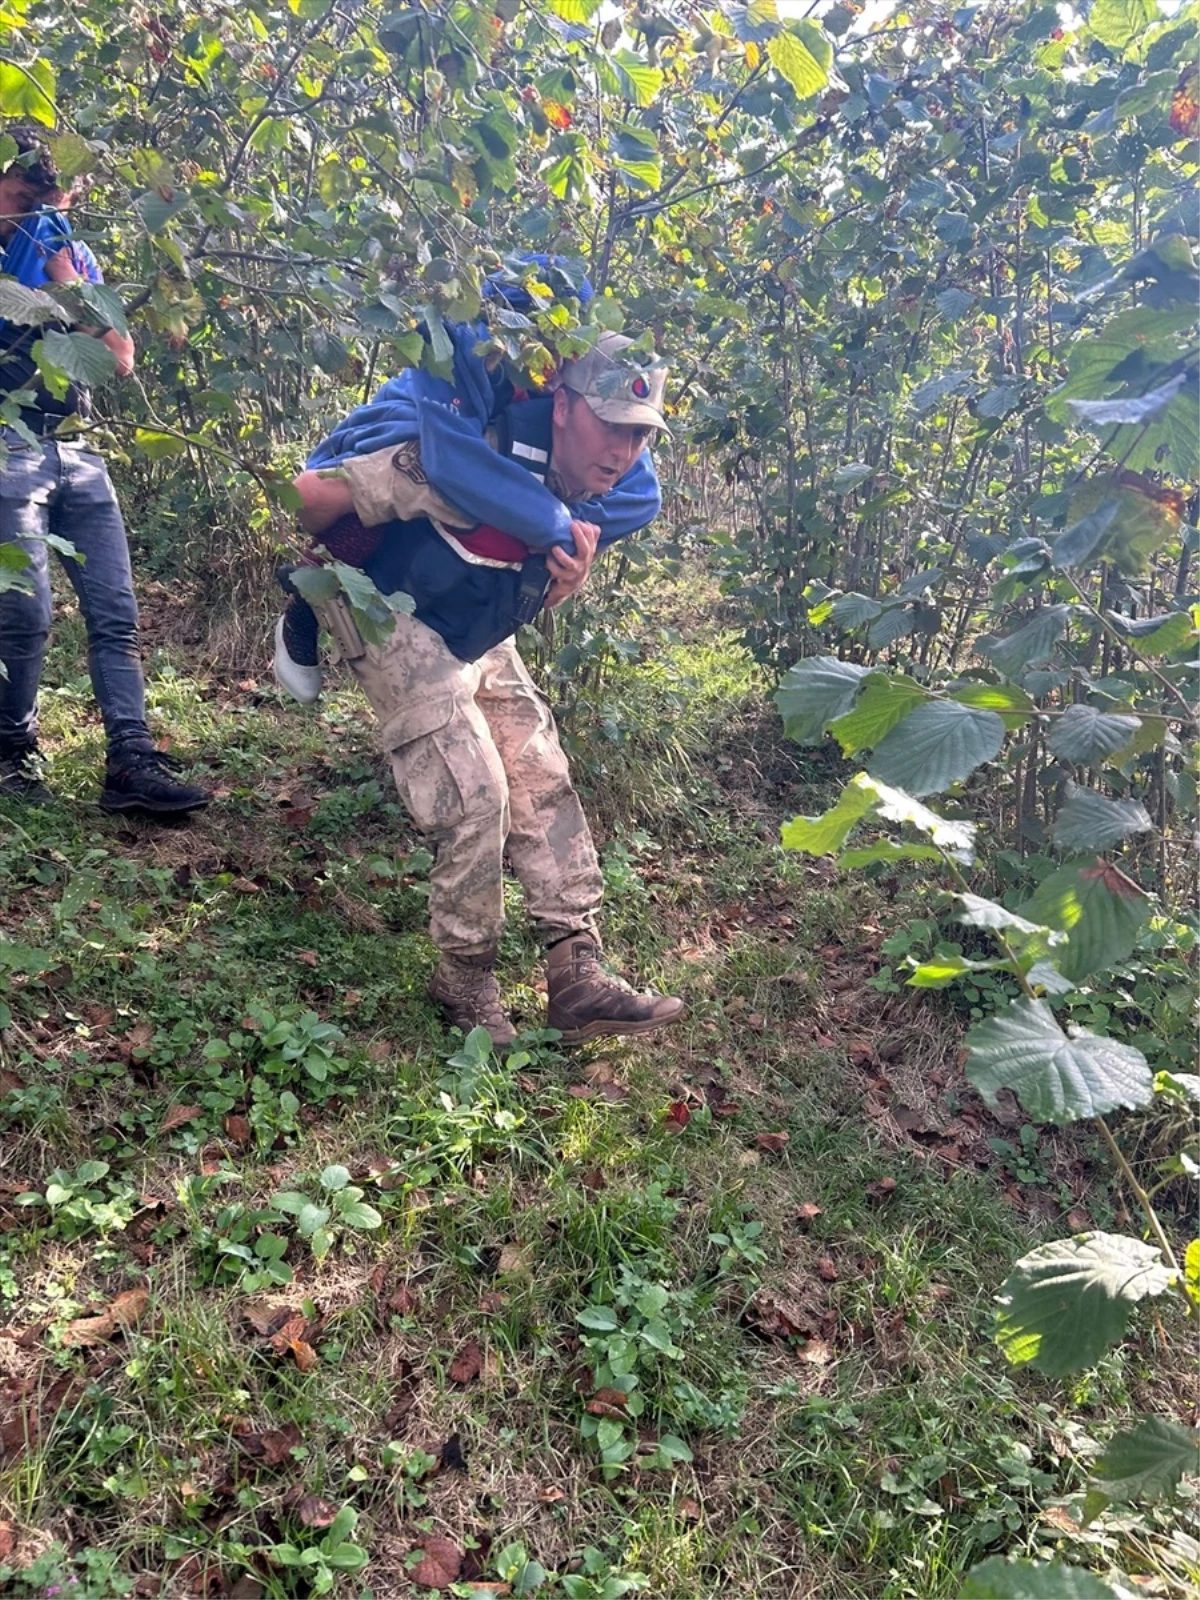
top-left (560, 332), bottom-right (670, 434)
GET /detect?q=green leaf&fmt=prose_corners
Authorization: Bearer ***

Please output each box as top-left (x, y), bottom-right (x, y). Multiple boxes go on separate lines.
top-left (1105, 606), bottom-right (1198, 657)
top-left (70, 282), bottom-right (128, 339)
top-left (0, 279), bottom-right (67, 327)
top-left (977, 605), bottom-right (1072, 677)
top-left (577, 1306), bottom-right (619, 1331)
top-left (830, 462), bottom-right (872, 495)
top-left (36, 330), bottom-right (117, 389)
top-left (767, 23), bottom-right (831, 100)
top-left (867, 700), bottom-right (1006, 797)
top-left (828, 673), bottom-right (929, 755)
top-left (1047, 705), bottom-right (1143, 765)
top-left (774, 656), bottom-right (870, 745)
top-left (339, 1201), bottom-right (382, 1228)
top-left (654, 1433), bottom-right (693, 1463)
top-left (0, 58), bottom-right (56, 126)
top-left (1018, 861), bottom-right (1150, 981)
top-left (908, 955), bottom-right (975, 988)
top-left (289, 567), bottom-right (340, 605)
top-left (1051, 503), bottom-right (1121, 569)
top-left (950, 682), bottom-right (1035, 732)
top-left (859, 775), bottom-right (977, 858)
top-left (1053, 785), bottom-right (1153, 853)
top-left (956, 893), bottom-right (1061, 942)
top-left (1185, 1239), bottom-right (1199, 1307)
top-left (1094, 1416), bottom-right (1200, 1503)
top-left (781, 777), bottom-right (874, 855)
top-left (1089, 0), bottom-right (1157, 52)
top-left (838, 839), bottom-right (943, 868)
top-left (549, 0), bottom-right (603, 18)
top-left (612, 49), bottom-right (663, 107)
top-left (133, 429), bottom-right (188, 461)
top-left (1068, 370), bottom-right (1188, 429)
top-left (1049, 306), bottom-right (1196, 417)
top-left (48, 131), bottom-right (94, 180)
top-left (965, 996), bottom-right (1153, 1123)
top-left (296, 1202), bottom-right (331, 1237)
top-left (911, 370), bottom-right (971, 413)
top-left (135, 187), bottom-right (191, 233)
top-left (995, 1232), bottom-right (1171, 1375)
top-left (961, 1556), bottom-right (1123, 1600)
top-left (829, 591), bottom-right (882, 628)
top-left (321, 1164), bottom-right (351, 1191)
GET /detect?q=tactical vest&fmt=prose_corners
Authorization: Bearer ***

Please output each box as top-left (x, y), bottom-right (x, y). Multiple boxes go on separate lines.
top-left (362, 396), bottom-right (557, 663)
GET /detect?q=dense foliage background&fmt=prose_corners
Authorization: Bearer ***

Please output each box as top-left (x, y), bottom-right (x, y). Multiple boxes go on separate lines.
top-left (1, 0), bottom-right (1197, 1595)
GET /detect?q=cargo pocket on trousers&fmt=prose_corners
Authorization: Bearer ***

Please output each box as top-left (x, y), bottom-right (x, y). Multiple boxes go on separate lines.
top-left (383, 698), bottom-right (504, 837)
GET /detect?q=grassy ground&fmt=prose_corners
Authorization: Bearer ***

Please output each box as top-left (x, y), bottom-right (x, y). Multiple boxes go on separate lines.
top-left (0, 589), bottom-right (1195, 1599)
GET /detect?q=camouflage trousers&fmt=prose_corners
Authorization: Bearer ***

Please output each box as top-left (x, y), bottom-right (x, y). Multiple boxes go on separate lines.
top-left (335, 605), bottom-right (603, 959)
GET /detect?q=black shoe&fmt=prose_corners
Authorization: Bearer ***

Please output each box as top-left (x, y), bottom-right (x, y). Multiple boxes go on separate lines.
top-left (0, 743), bottom-right (53, 804)
top-left (100, 748), bottom-right (210, 816)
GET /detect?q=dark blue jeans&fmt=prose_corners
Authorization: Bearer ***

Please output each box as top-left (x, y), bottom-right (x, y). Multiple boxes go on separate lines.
top-left (0, 434), bottom-right (152, 754)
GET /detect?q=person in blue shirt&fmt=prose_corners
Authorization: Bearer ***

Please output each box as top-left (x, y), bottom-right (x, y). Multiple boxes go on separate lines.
top-left (292, 328), bottom-right (686, 1048)
top-left (0, 129), bottom-right (209, 814)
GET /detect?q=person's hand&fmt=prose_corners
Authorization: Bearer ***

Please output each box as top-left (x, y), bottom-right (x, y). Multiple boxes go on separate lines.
top-left (545, 519), bottom-right (599, 608)
top-left (44, 245), bottom-right (83, 285)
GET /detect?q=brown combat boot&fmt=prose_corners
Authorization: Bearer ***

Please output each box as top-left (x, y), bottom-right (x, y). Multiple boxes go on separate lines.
top-left (429, 952), bottom-right (517, 1048)
top-left (546, 935), bottom-right (685, 1045)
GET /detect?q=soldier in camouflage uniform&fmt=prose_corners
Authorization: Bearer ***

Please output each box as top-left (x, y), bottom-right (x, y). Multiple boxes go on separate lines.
top-left (294, 334), bottom-right (685, 1047)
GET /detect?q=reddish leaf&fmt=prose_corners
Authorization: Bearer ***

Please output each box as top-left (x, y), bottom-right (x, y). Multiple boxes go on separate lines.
top-left (296, 950), bottom-right (319, 968)
top-left (1066, 1208), bottom-right (1091, 1232)
top-left (756, 1131), bottom-right (789, 1155)
top-left (542, 99), bottom-right (572, 130)
top-left (389, 1285), bottom-right (419, 1316)
top-left (160, 1102), bottom-right (203, 1134)
top-left (817, 1256), bottom-right (838, 1283)
top-left (410, 1535), bottom-right (463, 1589)
top-left (664, 1100), bottom-right (690, 1132)
top-left (236, 1422), bottom-right (302, 1468)
top-left (288, 1337), bottom-right (318, 1372)
top-left (61, 1287), bottom-right (150, 1347)
top-left (865, 1176), bottom-right (897, 1204)
top-left (796, 1202), bottom-right (822, 1225)
top-left (224, 1114), bottom-right (251, 1146)
top-left (448, 1338), bottom-right (483, 1384)
top-left (0, 1521), bottom-right (13, 1559)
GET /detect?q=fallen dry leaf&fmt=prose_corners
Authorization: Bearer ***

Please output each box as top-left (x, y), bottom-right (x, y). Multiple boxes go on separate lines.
top-left (236, 1422), bottom-right (302, 1468)
top-left (498, 1241), bottom-right (532, 1276)
top-left (796, 1202), bottom-right (822, 1225)
top-left (61, 1287), bottom-right (150, 1347)
top-left (797, 1337), bottom-right (834, 1365)
top-left (242, 1300), bottom-right (298, 1339)
top-left (865, 1176), bottom-right (897, 1204)
top-left (224, 1113), bottom-right (251, 1146)
top-left (293, 1491), bottom-right (339, 1528)
top-left (288, 1337), bottom-right (318, 1373)
top-left (756, 1131), bottom-right (789, 1155)
top-left (410, 1535), bottom-right (464, 1589)
top-left (677, 1497), bottom-right (702, 1523)
top-left (664, 1100), bottom-right (690, 1132)
top-left (389, 1285), bottom-right (419, 1316)
top-left (0, 1520), bottom-right (13, 1559)
top-left (448, 1339), bottom-right (483, 1385)
top-left (817, 1256), bottom-right (839, 1283)
top-left (1066, 1208), bottom-right (1091, 1233)
top-left (538, 1485), bottom-right (565, 1504)
top-left (160, 1102), bottom-right (203, 1134)
top-left (296, 949), bottom-right (319, 968)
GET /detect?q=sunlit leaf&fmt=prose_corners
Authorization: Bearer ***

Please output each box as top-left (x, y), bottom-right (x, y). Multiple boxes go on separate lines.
top-left (966, 996), bottom-right (1153, 1123)
top-left (827, 673), bottom-right (929, 755)
top-left (995, 1232), bottom-right (1170, 1375)
top-left (1018, 861), bottom-right (1150, 982)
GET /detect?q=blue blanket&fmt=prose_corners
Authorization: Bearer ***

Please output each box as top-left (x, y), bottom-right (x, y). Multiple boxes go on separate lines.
top-left (307, 317), bottom-right (660, 555)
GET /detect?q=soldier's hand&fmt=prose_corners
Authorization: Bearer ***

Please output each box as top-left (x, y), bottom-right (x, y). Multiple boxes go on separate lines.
top-left (545, 520), bottom-right (600, 608)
